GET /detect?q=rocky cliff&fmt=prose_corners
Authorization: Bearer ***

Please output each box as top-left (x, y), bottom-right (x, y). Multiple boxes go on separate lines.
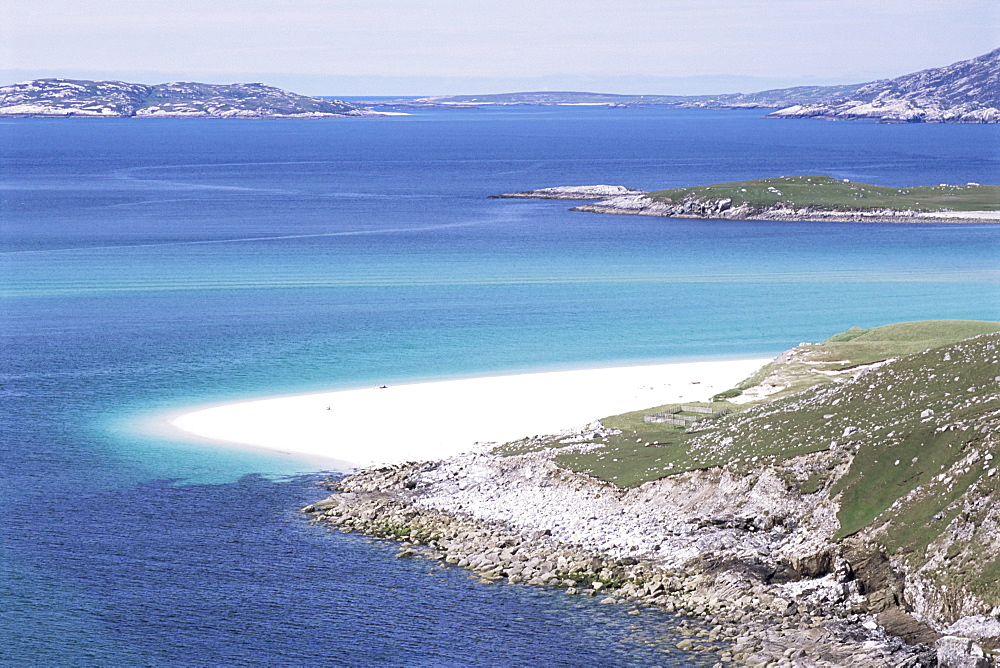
top-left (767, 48), bottom-right (1000, 123)
top-left (0, 79), bottom-right (376, 118)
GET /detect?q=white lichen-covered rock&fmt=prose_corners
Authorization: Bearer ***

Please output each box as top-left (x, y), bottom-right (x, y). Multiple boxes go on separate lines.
top-left (944, 617), bottom-right (1000, 643)
top-left (936, 635), bottom-right (993, 668)
top-left (496, 185), bottom-right (646, 200)
top-left (0, 78), bottom-right (376, 118)
top-left (768, 48), bottom-right (1000, 124)
top-left (568, 193), bottom-right (995, 223)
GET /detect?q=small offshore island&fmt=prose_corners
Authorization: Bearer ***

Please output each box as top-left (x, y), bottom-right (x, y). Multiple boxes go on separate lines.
top-left (304, 320), bottom-right (1000, 666)
top-left (498, 176), bottom-right (1000, 224)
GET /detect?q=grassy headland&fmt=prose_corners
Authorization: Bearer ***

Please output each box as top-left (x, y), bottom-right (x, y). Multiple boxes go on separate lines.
top-left (498, 320), bottom-right (1000, 488)
top-left (316, 318), bottom-right (1000, 655)
top-left (646, 175), bottom-right (1000, 212)
top-left (498, 318), bottom-right (1000, 608)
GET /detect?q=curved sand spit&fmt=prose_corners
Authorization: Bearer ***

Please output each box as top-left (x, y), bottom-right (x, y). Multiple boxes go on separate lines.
top-left (171, 358), bottom-right (770, 467)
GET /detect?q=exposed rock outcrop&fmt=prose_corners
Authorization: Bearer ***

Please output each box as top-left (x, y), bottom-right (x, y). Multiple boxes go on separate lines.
top-left (304, 449), bottom-right (940, 665)
top-left (494, 185), bottom-right (646, 200)
top-left (0, 78), bottom-right (378, 118)
top-left (570, 193), bottom-right (998, 223)
top-left (767, 48), bottom-right (1000, 124)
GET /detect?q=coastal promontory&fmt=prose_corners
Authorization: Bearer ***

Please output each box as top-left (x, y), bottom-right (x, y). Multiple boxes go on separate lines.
top-left (766, 48), bottom-right (1000, 124)
top-left (305, 320), bottom-right (1000, 665)
top-left (499, 175), bottom-right (1000, 224)
top-left (0, 79), bottom-right (378, 118)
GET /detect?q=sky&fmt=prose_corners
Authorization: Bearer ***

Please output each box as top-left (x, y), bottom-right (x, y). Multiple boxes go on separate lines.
top-left (2, 0), bottom-right (997, 96)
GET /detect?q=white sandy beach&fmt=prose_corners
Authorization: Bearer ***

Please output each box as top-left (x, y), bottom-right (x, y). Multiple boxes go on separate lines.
top-left (171, 358), bottom-right (770, 468)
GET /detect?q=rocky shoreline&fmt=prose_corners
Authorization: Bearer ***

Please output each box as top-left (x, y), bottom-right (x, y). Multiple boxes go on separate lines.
top-left (492, 185), bottom-right (647, 200)
top-left (494, 186), bottom-right (998, 224)
top-left (571, 194), bottom-right (998, 224)
top-left (302, 440), bottom-right (977, 666)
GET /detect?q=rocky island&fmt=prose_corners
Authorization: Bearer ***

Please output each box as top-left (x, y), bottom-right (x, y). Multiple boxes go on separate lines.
top-left (400, 84), bottom-right (868, 111)
top-left (766, 48), bottom-right (1000, 124)
top-left (305, 320), bottom-right (1000, 666)
top-left (499, 176), bottom-right (1000, 224)
top-left (0, 78), bottom-right (378, 118)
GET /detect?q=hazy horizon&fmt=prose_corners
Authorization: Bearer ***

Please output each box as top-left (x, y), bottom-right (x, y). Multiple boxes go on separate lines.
top-left (2, 0), bottom-right (996, 97)
top-left (1, 70), bottom-right (884, 98)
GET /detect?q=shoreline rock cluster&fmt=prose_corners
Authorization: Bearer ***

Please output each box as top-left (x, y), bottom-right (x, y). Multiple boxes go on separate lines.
top-left (493, 185), bottom-right (647, 200)
top-left (571, 193), bottom-right (996, 224)
top-left (303, 447), bottom-right (956, 666)
top-left (494, 186), bottom-right (998, 224)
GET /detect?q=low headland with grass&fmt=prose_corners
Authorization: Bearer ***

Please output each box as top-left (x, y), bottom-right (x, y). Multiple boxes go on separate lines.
top-left (305, 319), bottom-right (1000, 665)
top-left (500, 175), bottom-right (1000, 223)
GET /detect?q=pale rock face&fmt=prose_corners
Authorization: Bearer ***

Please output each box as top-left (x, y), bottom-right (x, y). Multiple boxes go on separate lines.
top-left (0, 78), bottom-right (375, 118)
top-left (767, 48), bottom-right (1000, 124)
top-left (497, 185), bottom-right (646, 200)
top-left (943, 616), bottom-right (1000, 642)
top-left (936, 635), bottom-right (991, 668)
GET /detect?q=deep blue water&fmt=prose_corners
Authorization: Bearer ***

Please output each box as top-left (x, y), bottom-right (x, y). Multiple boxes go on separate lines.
top-left (1, 107), bottom-right (998, 665)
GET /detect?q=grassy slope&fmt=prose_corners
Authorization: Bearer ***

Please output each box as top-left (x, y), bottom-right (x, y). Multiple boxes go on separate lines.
top-left (727, 320), bottom-right (1000, 403)
top-left (496, 320), bottom-right (1000, 606)
top-left (844, 336), bottom-right (1000, 604)
top-left (548, 321), bottom-right (1000, 605)
top-left (646, 175), bottom-right (1000, 212)
top-left (548, 320), bottom-right (1000, 488)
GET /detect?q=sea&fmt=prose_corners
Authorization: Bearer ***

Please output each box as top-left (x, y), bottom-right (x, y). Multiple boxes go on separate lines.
top-left (1, 106), bottom-right (997, 666)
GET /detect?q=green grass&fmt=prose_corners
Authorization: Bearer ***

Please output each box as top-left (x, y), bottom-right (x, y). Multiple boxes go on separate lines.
top-left (554, 403), bottom-right (713, 487)
top-left (973, 555), bottom-right (1000, 603)
top-left (815, 320), bottom-right (1000, 366)
top-left (827, 341), bottom-right (1000, 540)
top-left (525, 321), bottom-right (1000, 609)
top-left (546, 322), bottom-right (1000, 493)
top-left (496, 321), bottom-right (1000, 499)
top-left (647, 175), bottom-right (1000, 212)
top-left (715, 320), bottom-right (1000, 404)
top-left (492, 321), bottom-right (1000, 609)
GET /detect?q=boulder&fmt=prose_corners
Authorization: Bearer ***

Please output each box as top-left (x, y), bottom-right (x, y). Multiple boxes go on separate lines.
top-left (937, 636), bottom-right (993, 668)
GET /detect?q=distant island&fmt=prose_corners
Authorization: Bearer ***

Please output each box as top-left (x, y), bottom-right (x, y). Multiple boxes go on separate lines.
top-left (377, 47), bottom-right (1000, 124)
top-left (394, 84), bottom-right (867, 112)
top-left (9, 48), bottom-right (997, 123)
top-left (499, 176), bottom-right (1000, 224)
top-left (0, 79), bottom-right (379, 118)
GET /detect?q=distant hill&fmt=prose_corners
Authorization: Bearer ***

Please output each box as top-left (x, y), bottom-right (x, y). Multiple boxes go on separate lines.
top-left (768, 47), bottom-right (1000, 123)
top-left (0, 79), bottom-right (376, 118)
top-left (393, 48), bottom-right (1000, 123)
top-left (676, 83), bottom-right (868, 109)
top-left (409, 91), bottom-right (695, 106)
top-left (398, 86), bottom-right (870, 109)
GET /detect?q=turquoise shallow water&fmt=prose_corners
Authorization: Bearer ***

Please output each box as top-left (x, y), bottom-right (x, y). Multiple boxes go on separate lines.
top-left (1, 107), bottom-right (998, 665)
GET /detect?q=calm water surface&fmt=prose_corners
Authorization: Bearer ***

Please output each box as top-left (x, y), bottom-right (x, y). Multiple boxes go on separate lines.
top-left (1, 107), bottom-right (997, 665)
